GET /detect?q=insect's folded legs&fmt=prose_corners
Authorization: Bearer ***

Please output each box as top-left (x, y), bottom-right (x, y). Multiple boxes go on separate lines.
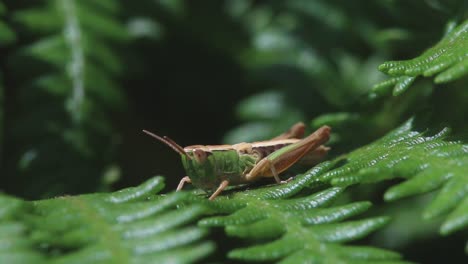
top-left (176, 176), bottom-right (192, 191)
top-left (209, 180), bottom-right (229, 200)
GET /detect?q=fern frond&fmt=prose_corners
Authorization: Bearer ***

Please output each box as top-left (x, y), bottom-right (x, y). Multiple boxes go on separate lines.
top-left (319, 117), bottom-right (468, 235)
top-left (0, 177), bottom-right (214, 264)
top-left (5, 0), bottom-right (128, 197)
top-left (373, 20), bottom-right (468, 97)
top-left (198, 163), bottom-right (406, 263)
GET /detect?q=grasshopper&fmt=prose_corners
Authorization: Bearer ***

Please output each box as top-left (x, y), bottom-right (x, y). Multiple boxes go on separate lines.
top-left (143, 122), bottom-right (331, 200)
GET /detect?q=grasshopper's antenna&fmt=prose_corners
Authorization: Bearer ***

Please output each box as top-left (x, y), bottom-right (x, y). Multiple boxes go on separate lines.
top-left (142, 130), bottom-right (188, 158)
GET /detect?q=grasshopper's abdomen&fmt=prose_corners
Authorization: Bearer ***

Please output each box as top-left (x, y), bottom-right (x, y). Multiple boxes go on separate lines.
top-left (181, 149), bottom-right (257, 191)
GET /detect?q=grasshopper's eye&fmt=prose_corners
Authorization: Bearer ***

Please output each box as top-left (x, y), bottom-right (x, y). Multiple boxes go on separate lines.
top-left (193, 149), bottom-right (207, 163)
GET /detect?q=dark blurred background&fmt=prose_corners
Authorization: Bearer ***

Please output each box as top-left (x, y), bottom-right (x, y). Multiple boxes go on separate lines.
top-left (0, 0), bottom-right (467, 262)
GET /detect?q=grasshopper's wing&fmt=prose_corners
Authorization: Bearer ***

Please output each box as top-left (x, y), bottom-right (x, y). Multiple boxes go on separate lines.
top-left (246, 126), bottom-right (331, 181)
top-left (270, 122), bottom-right (306, 140)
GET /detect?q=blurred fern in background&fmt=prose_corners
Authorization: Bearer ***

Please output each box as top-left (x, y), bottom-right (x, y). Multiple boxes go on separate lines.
top-left (0, 0), bottom-right (467, 263)
top-left (2, 0), bottom-right (128, 198)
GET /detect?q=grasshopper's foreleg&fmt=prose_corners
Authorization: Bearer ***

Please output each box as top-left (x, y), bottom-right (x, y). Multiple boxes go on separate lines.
top-left (177, 176), bottom-right (192, 191)
top-left (209, 180), bottom-right (229, 200)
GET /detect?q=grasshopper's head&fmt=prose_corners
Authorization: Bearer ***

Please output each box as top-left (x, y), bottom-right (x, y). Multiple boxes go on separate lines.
top-left (181, 149), bottom-right (219, 190)
top-left (142, 130), bottom-right (218, 190)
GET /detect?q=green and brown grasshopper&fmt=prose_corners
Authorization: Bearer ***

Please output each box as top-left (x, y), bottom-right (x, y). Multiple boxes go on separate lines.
top-left (143, 122), bottom-right (331, 200)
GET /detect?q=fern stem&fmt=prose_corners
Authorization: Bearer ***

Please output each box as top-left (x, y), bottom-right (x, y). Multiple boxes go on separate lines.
top-left (61, 0), bottom-right (85, 124)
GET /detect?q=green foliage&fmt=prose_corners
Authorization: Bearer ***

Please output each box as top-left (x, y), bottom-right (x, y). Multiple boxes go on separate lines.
top-left (319, 117), bottom-right (468, 235)
top-left (0, 177), bottom-right (214, 264)
top-left (223, 0), bottom-right (460, 147)
top-left (198, 163), bottom-right (405, 263)
top-left (1, 0), bottom-right (467, 263)
top-left (208, 116), bottom-right (468, 262)
top-left (4, 0), bottom-right (128, 198)
top-left (373, 20), bottom-right (468, 97)
top-left (222, 1), bottom-right (467, 261)
top-left (0, 174), bottom-right (408, 263)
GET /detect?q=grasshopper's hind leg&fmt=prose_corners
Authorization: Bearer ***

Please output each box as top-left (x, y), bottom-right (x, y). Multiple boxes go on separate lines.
top-left (246, 126), bottom-right (331, 183)
top-left (209, 180), bottom-right (229, 200)
top-left (255, 158), bottom-right (292, 184)
top-left (271, 122), bottom-right (306, 140)
top-left (177, 176), bottom-right (192, 191)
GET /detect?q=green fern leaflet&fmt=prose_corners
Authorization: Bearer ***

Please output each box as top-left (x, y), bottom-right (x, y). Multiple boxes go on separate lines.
top-left (0, 177), bottom-right (214, 264)
top-left (373, 20), bottom-right (468, 96)
top-left (198, 163), bottom-right (406, 263)
top-left (319, 117), bottom-right (468, 236)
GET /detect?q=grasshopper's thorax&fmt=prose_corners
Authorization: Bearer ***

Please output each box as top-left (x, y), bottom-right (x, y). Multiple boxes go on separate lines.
top-left (181, 147), bottom-right (257, 191)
